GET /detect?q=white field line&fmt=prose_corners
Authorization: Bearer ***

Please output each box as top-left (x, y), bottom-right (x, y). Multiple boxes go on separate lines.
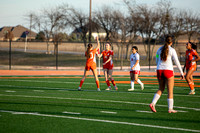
top-left (5, 90), bottom-right (16, 93)
top-left (62, 111), bottom-right (81, 115)
top-left (0, 94), bottom-right (199, 111)
top-left (100, 111), bottom-right (117, 114)
top-left (136, 110), bottom-right (153, 113)
top-left (33, 90), bottom-right (44, 92)
top-left (0, 110), bottom-right (199, 132)
top-left (0, 84), bottom-right (200, 98)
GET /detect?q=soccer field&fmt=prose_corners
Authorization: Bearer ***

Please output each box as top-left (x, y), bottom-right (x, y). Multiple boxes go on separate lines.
top-left (0, 75), bottom-right (200, 133)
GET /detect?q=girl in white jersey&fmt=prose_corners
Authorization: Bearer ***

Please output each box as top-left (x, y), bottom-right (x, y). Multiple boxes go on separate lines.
top-left (149, 35), bottom-right (184, 113)
top-left (128, 46), bottom-right (144, 91)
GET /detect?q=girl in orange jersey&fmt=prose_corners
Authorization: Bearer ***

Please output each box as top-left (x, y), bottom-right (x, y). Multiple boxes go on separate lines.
top-left (183, 42), bottom-right (200, 95)
top-left (98, 43), bottom-right (118, 90)
top-left (78, 37), bottom-right (100, 91)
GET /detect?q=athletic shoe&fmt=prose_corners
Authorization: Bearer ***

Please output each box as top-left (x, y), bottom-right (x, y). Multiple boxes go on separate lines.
top-left (168, 109), bottom-right (177, 113)
top-left (189, 90), bottom-right (195, 95)
top-left (149, 103), bottom-right (156, 112)
top-left (115, 86), bottom-right (118, 91)
top-left (141, 83), bottom-right (144, 90)
top-left (78, 87), bottom-right (81, 91)
top-left (128, 88), bottom-right (134, 91)
top-left (106, 88), bottom-right (112, 90)
top-left (97, 88), bottom-right (101, 91)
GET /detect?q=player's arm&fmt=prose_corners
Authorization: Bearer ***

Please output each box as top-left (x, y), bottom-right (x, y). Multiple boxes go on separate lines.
top-left (172, 49), bottom-right (184, 79)
top-left (97, 53), bottom-right (102, 58)
top-left (103, 55), bottom-right (112, 65)
top-left (192, 52), bottom-right (200, 62)
top-left (131, 60), bottom-right (139, 70)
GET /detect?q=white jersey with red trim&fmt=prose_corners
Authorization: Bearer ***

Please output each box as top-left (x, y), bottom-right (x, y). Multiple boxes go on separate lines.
top-left (156, 46), bottom-right (183, 75)
top-left (130, 53), bottom-right (140, 71)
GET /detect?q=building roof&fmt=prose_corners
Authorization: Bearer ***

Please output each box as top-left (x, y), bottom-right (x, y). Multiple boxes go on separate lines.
top-left (0, 25), bottom-right (37, 39)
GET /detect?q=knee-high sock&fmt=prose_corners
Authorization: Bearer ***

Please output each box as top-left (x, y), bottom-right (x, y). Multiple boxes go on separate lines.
top-left (137, 79), bottom-right (143, 85)
top-left (131, 80), bottom-right (134, 89)
top-left (189, 82), bottom-right (194, 91)
top-left (96, 80), bottom-right (100, 89)
top-left (106, 80), bottom-right (111, 87)
top-left (167, 98), bottom-right (174, 110)
top-left (79, 79), bottom-right (84, 87)
top-left (111, 79), bottom-right (116, 87)
top-left (152, 94), bottom-right (160, 105)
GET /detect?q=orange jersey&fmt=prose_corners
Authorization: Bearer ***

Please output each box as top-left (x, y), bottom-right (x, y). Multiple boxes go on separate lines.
top-left (85, 48), bottom-right (97, 66)
top-left (186, 49), bottom-right (198, 69)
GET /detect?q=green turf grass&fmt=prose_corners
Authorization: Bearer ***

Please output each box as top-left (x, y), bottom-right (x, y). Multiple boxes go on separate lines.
top-left (0, 76), bottom-right (199, 133)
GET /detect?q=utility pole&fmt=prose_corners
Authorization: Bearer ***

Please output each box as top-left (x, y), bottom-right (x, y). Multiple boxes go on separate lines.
top-left (89, 0), bottom-right (92, 43)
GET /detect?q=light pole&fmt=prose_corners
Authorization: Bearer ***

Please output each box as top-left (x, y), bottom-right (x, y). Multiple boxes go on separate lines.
top-left (89, 0), bottom-right (92, 43)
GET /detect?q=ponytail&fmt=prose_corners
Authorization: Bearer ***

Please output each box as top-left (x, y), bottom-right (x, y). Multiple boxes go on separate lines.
top-left (86, 43), bottom-right (93, 59)
top-left (161, 35), bottom-right (172, 61)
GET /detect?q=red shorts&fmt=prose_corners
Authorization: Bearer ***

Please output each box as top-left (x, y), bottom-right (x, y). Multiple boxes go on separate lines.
top-left (130, 70), bottom-right (140, 75)
top-left (157, 70), bottom-right (174, 79)
top-left (85, 64), bottom-right (96, 71)
top-left (103, 64), bottom-right (113, 70)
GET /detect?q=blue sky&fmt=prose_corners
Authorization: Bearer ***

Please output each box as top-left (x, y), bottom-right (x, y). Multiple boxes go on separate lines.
top-left (0, 0), bottom-right (200, 29)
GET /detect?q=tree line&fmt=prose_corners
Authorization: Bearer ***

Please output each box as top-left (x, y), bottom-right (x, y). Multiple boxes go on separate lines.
top-left (26, 0), bottom-right (200, 60)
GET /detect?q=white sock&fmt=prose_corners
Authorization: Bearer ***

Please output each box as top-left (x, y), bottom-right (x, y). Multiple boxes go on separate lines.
top-left (131, 80), bottom-right (134, 89)
top-left (167, 99), bottom-right (174, 110)
top-left (152, 94), bottom-right (160, 105)
top-left (137, 79), bottom-right (143, 85)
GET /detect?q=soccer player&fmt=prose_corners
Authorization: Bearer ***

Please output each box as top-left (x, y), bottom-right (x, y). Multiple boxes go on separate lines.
top-left (128, 46), bottom-right (144, 91)
top-left (98, 43), bottom-right (118, 90)
top-left (149, 35), bottom-right (184, 113)
top-left (183, 42), bottom-right (200, 95)
top-left (78, 37), bottom-right (100, 91)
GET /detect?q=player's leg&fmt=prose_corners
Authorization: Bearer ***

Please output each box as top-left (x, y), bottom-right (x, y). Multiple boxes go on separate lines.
top-left (104, 69), bottom-right (111, 90)
top-left (149, 74), bottom-right (166, 112)
top-left (128, 72), bottom-right (135, 91)
top-left (134, 73), bottom-right (144, 90)
top-left (166, 76), bottom-right (177, 113)
top-left (78, 69), bottom-right (88, 90)
top-left (108, 69), bottom-right (118, 90)
top-left (186, 69), bottom-right (195, 94)
top-left (92, 68), bottom-right (100, 91)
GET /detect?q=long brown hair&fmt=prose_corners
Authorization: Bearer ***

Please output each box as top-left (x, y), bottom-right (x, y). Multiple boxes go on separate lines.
top-left (86, 43), bottom-right (93, 59)
top-left (161, 35), bottom-right (173, 61)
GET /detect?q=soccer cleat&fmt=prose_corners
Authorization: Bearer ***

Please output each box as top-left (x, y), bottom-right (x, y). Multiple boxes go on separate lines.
top-left (97, 88), bottom-right (101, 91)
top-left (78, 87), bottom-right (81, 91)
top-left (149, 103), bottom-right (156, 112)
top-left (168, 109), bottom-right (177, 113)
top-left (141, 83), bottom-right (144, 90)
top-left (115, 86), bottom-right (118, 91)
top-left (106, 87), bottom-right (112, 90)
top-left (189, 90), bottom-right (195, 95)
top-left (128, 88), bottom-right (134, 91)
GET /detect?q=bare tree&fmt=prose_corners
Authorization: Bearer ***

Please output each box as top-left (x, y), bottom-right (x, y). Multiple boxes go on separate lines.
top-left (39, 4), bottom-right (69, 54)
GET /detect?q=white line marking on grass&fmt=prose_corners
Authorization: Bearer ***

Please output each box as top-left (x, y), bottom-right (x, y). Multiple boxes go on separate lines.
top-left (1, 84), bottom-right (200, 98)
top-left (63, 111), bottom-right (81, 115)
top-left (5, 90), bottom-right (16, 93)
top-left (0, 94), bottom-right (199, 112)
top-left (33, 90), bottom-right (44, 92)
top-left (177, 110), bottom-right (188, 113)
top-left (100, 111), bottom-right (117, 114)
top-left (136, 110), bottom-right (153, 113)
top-left (0, 110), bottom-right (199, 132)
